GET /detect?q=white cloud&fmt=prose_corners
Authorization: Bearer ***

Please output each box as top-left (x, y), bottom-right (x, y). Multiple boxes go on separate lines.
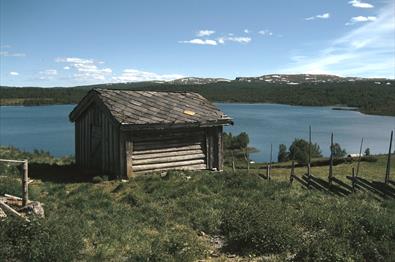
top-left (56, 57), bottom-right (112, 81)
top-left (258, 30), bottom-right (273, 36)
top-left (112, 69), bottom-right (183, 82)
top-left (39, 69), bottom-right (58, 80)
top-left (346, 16), bottom-right (377, 25)
top-left (9, 71), bottom-right (19, 76)
top-left (196, 30), bottom-right (215, 37)
top-left (0, 51), bottom-right (26, 57)
top-left (349, 0), bottom-right (374, 8)
top-left (305, 13), bottom-right (330, 21)
top-left (244, 29), bottom-right (250, 34)
top-left (41, 69), bottom-right (58, 75)
top-left (63, 66), bottom-right (70, 70)
top-left (226, 36), bottom-right (251, 43)
top-left (282, 1), bottom-right (395, 78)
top-left (216, 36), bottom-right (252, 44)
top-left (178, 39), bottom-right (218, 45)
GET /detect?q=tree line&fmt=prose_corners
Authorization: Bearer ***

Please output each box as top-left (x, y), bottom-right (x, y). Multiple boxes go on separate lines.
top-left (1, 79), bottom-right (395, 116)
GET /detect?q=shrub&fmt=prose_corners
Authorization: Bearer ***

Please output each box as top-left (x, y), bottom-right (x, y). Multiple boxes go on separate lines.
top-left (0, 218), bottom-right (84, 262)
top-left (289, 138), bottom-right (322, 164)
top-left (278, 144), bottom-right (289, 162)
top-left (331, 143), bottom-right (347, 158)
top-left (221, 200), bottom-right (300, 255)
top-left (92, 175), bottom-right (109, 183)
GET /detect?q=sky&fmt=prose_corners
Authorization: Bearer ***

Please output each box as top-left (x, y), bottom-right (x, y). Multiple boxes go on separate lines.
top-left (1, 0), bottom-right (394, 87)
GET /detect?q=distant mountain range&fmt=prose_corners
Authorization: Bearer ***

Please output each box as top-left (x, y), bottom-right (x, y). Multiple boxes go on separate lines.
top-left (155, 74), bottom-right (392, 86)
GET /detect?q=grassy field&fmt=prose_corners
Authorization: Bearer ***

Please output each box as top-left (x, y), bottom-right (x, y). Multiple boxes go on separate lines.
top-left (0, 146), bottom-right (394, 261)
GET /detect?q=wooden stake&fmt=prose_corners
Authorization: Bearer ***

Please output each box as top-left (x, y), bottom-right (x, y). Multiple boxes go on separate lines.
top-left (22, 160), bottom-right (28, 207)
top-left (329, 133), bottom-right (334, 184)
top-left (269, 143), bottom-right (272, 180)
top-left (231, 151), bottom-right (236, 174)
top-left (243, 150), bottom-right (250, 174)
top-left (289, 160), bottom-right (295, 184)
top-left (307, 126), bottom-right (312, 187)
top-left (352, 167), bottom-right (356, 192)
top-left (385, 130), bottom-right (393, 184)
top-left (356, 138), bottom-right (363, 177)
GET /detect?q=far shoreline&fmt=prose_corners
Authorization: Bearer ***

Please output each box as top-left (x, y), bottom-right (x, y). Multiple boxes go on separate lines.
top-left (1, 101), bottom-right (394, 117)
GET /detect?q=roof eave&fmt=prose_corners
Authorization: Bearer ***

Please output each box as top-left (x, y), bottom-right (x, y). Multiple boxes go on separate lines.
top-left (119, 118), bottom-right (233, 131)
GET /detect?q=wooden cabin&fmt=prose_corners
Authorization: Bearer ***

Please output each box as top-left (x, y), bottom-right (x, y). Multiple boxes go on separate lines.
top-left (69, 89), bottom-right (233, 178)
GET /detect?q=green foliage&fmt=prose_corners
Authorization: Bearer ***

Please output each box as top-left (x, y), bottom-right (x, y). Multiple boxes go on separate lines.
top-left (221, 200), bottom-right (301, 255)
top-left (2, 79), bottom-right (395, 115)
top-left (0, 147), bottom-right (394, 261)
top-left (223, 132), bottom-right (250, 150)
top-left (277, 144), bottom-right (289, 162)
top-left (289, 138), bottom-right (322, 164)
top-left (92, 175), bottom-right (109, 183)
top-left (331, 143), bottom-right (347, 157)
top-left (365, 147), bottom-right (371, 156)
top-left (0, 218), bottom-right (84, 262)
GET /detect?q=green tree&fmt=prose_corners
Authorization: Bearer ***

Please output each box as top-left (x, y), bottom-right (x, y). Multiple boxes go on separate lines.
top-left (278, 144), bottom-right (289, 162)
top-left (289, 138), bottom-right (322, 164)
top-left (223, 132), bottom-right (250, 150)
top-left (364, 148), bottom-right (371, 156)
top-left (331, 143), bottom-right (347, 157)
top-left (236, 132), bottom-right (249, 149)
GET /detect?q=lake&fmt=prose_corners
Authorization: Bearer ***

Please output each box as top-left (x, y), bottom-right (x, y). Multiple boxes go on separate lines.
top-left (1, 104), bottom-right (394, 162)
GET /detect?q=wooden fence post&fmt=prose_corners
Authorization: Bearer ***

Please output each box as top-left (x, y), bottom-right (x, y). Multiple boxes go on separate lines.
top-left (244, 150), bottom-right (250, 174)
top-left (289, 160), bottom-right (295, 185)
top-left (385, 130), bottom-right (393, 184)
top-left (22, 160), bottom-right (28, 207)
top-left (307, 126), bottom-right (312, 188)
top-left (329, 133), bottom-right (334, 185)
top-left (268, 143), bottom-right (272, 180)
top-left (356, 138), bottom-right (363, 178)
top-left (352, 167), bottom-right (356, 192)
top-left (231, 151), bottom-right (236, 174)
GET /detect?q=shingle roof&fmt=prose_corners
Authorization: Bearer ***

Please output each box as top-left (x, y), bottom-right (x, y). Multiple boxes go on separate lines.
top-left (70, 89), bottom-right (232, 129)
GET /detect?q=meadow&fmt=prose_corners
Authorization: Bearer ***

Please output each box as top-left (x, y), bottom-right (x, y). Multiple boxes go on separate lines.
top-left (0, 146), bottom-right (394, 261)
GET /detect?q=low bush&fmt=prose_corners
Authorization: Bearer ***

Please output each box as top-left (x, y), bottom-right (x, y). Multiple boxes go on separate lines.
top-left (221, 200), bottom-right (301, 255)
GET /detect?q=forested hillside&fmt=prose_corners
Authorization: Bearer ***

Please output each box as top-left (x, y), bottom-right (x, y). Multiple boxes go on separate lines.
top-left (1, 80), bottom-right (395, 116)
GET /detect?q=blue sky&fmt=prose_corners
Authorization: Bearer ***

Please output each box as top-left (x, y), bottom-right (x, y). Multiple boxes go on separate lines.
top-left (1, 0), bottom-right (394, 87)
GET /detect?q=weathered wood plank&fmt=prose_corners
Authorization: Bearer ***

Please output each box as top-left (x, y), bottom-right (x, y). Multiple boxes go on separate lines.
top-left (132, 153), bottom-right (205, 165)
top-left (134, 141), bottom-right (203, 151)
top-left (132, 149), bottom-right (204, 160)
top-left (133, 144), bottom-right (203, 155)
top-left (133, 159), bottom-right (205, 172)
top-left (133, 163), bottom-right (207, 173)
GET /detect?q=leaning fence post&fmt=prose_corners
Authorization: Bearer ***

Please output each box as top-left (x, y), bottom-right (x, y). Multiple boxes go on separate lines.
top-left (329, 133), bottom-right (334, 185)
top-left (352, 167), bottom-right (356, 193)
top-left (385, 130), bottom-right (393, 184)
top-left (356, 138), bottom-right (363, 177)
top-left (22, 160), bottom-right (28, 207)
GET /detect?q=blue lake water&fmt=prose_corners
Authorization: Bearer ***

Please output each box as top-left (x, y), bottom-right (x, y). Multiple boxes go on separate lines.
top-left (1, 104), bottom-right (394, 162)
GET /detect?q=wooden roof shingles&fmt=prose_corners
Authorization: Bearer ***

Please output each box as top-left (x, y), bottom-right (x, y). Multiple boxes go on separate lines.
top-left (69, 89), bottom-right (233, 129)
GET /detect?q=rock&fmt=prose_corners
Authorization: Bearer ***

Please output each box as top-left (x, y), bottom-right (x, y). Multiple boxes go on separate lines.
top-left (198, 231), bottom-right (206, 236)
top-left (19, 201), bottom-right (45, 218)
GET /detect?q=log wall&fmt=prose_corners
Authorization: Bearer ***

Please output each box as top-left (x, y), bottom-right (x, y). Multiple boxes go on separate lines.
top-left (123, 126), bottom-right (224, 176)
